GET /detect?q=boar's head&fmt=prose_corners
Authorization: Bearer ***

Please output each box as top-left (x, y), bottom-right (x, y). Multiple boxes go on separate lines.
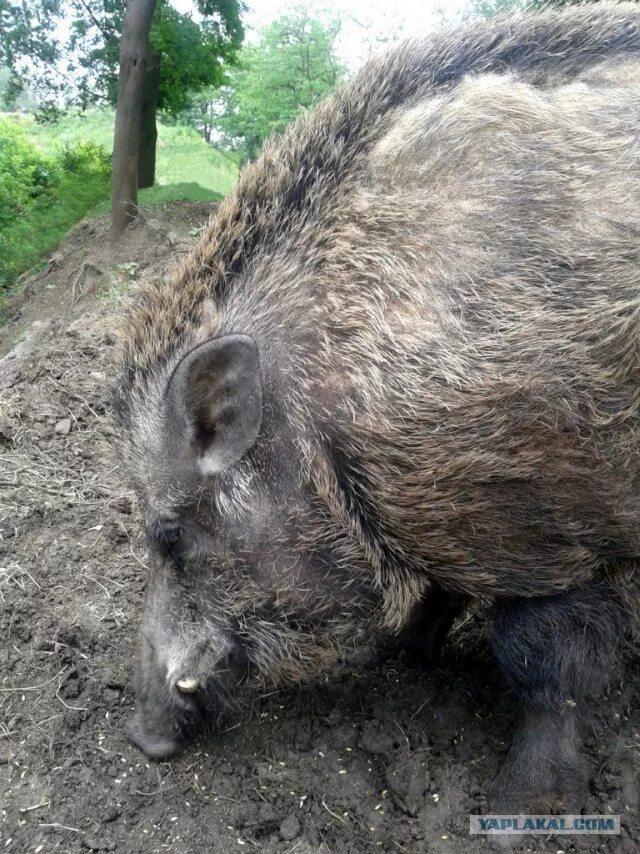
top-left (122, 334), bottom-right (378, 758)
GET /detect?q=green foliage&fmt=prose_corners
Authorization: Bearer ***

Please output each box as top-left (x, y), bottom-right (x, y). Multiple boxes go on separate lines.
top-left (60, 140), bottom-right (111, 174)
top-left (467, 0), bottom-right (528, 16)
top-left (29, 108), bottom-right (237, 199)
top-left (26, 107), bottom-right (130, 152)
top-left (0, 167), bottom-right (110, 287)
top-left (214, 10), bottom-right (345, 162)
top-left (149, 2), bottom-right (241, 115)
top-left (0, 116), bottom-right (111, 290)
top-left (0, 1), bottom-right (61, 77)
top-left (0, 110), bottom-right (237, 295)
top-left (0, 66), bottom-right (15, 108)
top-left (171, 85), bottom-right (220, 143)
top-left (33, 103), bottom-right (67, 123)
top-left (1, 0), bottom-right (243, 113)
top-left (0, 118), bottom-right (57, 228)
top-left (0, 64), bottom-right (38, 110)
top-left (143, 120), bottom-right (236, 195)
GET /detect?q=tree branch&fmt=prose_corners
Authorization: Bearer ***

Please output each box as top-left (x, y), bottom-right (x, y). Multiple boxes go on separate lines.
top-left (73, 0), bottom-right (115, 43)
top-left (27, 55), bottom-right (109, 104)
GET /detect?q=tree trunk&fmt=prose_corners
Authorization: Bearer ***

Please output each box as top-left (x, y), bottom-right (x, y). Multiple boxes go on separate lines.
top-left (110, 0), bottom-right (157, 241)
top-left (138, 50), bottom-right (160, 189)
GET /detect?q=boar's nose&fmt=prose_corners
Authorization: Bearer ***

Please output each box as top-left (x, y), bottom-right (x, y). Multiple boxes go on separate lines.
top-left (127, 709), bottom-right (184, 760)
top-left (128, 637), bottom-right (249, 759)
top-left (128, 637), bottom-right (202, 760)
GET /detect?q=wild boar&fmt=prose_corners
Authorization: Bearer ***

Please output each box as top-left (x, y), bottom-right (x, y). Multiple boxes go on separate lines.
top-left (115, 3), bottom-right (640, 810)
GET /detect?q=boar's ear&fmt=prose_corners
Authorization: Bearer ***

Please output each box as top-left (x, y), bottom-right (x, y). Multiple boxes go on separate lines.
top-left (166, 335), bottom-right (263, 474)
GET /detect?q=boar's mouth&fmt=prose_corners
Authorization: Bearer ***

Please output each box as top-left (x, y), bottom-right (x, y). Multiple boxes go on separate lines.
top-left (128, 677), bottom-right (234, 759)
top-left (127, 709), bottom-right (186, 759)
top-left (128, 640), bottom-right (250, 759)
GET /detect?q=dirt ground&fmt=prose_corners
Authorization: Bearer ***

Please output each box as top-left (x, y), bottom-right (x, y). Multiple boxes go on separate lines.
top-left (0, 203), bottom-right (638, 854)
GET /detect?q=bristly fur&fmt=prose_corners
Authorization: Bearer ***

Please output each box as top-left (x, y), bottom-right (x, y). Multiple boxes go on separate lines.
top-left (117, 2), bottom-right (640, 401)
top-left (117, 2), bottom-right (640, 633)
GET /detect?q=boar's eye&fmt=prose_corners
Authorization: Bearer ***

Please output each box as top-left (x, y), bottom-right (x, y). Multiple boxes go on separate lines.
top-left (147, 519), bottom-right (185, 564)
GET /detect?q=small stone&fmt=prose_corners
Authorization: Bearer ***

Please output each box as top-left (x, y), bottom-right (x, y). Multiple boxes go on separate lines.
top-left (360, 721), bottom-right (394, 755)
top-left (80, 838), bottom-right (103, 851)
top-left (258, 802), bottom-right (276, 823)
top-left (108, 495), bottom-right (132, 514)
top-left (103, 687), bottom-right (121, 705)
top-left (55, 418), bottom-right (72, 436)
top-left (102, 806), bottom-right (121, 823)
top-left (279, 814), bottom-right (301, 841)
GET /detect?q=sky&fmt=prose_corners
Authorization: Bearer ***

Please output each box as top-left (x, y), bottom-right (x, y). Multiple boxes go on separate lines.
top-left (172, 0), bottom-right (472, 71)
top-left (31, 0), bottom-right (472, 105)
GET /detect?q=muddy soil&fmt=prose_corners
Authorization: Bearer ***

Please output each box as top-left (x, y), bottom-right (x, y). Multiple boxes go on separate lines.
top-left (0, 203), bottom-right (638, 854)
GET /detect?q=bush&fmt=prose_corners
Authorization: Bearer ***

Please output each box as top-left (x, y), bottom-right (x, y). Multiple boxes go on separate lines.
top-left (0, 108), bottom-right (237, 301)
top-left (0, 120), bottom-right (112, 292)
top-left (60, 141), bottom-right (111, 175)
top-left (0, 119), bottom-right (58, 228)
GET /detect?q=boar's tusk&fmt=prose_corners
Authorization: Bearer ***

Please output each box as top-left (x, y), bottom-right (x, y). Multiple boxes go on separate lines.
top-left (175, 676), bottom-right (200, 693)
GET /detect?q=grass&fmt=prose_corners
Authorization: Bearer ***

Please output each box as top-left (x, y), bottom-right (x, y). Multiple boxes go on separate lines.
top-left (0, 151), bottom-right (111, 297)
top-left (0, 109), bottom-right (238, 307)
top-left (99, 260), bottom-right (149, 306)
top-left (29, 109), bottom-right (238, 203)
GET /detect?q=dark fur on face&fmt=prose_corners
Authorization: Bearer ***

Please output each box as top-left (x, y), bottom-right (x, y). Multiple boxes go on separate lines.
top-left (116, 3), bottom-right (640, 809)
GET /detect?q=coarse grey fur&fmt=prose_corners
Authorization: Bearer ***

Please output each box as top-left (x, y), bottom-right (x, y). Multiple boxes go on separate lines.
top-left (116, 3), bottom-right (640, 810)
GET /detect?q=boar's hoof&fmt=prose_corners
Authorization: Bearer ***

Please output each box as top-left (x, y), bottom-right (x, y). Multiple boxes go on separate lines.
top-left (127, 712), bottom-right (185, 760)
top-left (488, 757), bottom-right (589, 814)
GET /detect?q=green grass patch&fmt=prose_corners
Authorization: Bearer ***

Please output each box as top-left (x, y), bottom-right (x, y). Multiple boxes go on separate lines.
top-left (0, 109), bottom-right (238, 302)
top-left (0, 117), bottom-right (111, 293)
top-left (30, 109), bottom-right (238, 201)
top-left (3, 172), bottom-right (110, 274)
top-left (100, 263), bottom-right (139, 306)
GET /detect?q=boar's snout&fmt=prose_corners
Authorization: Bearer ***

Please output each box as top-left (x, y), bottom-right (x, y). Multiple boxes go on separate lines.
top-left (127, 702), bottom-right (186, 760)
top-left (128, 633), bottom-right (249, 760)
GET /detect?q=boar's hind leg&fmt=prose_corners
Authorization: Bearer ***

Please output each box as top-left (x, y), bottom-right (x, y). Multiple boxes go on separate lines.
top-left (490, 579), bottom-right (625, 812)
top-left (398, 586), bottom-right (468, 666)
top-left (371, 587), bottom-right (467, 667)
top-left (352, 587), bottom-right (465, 668)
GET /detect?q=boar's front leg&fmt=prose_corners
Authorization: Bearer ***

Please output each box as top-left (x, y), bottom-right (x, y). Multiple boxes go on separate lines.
top-left (489, 579), bottom-right (625, 812)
